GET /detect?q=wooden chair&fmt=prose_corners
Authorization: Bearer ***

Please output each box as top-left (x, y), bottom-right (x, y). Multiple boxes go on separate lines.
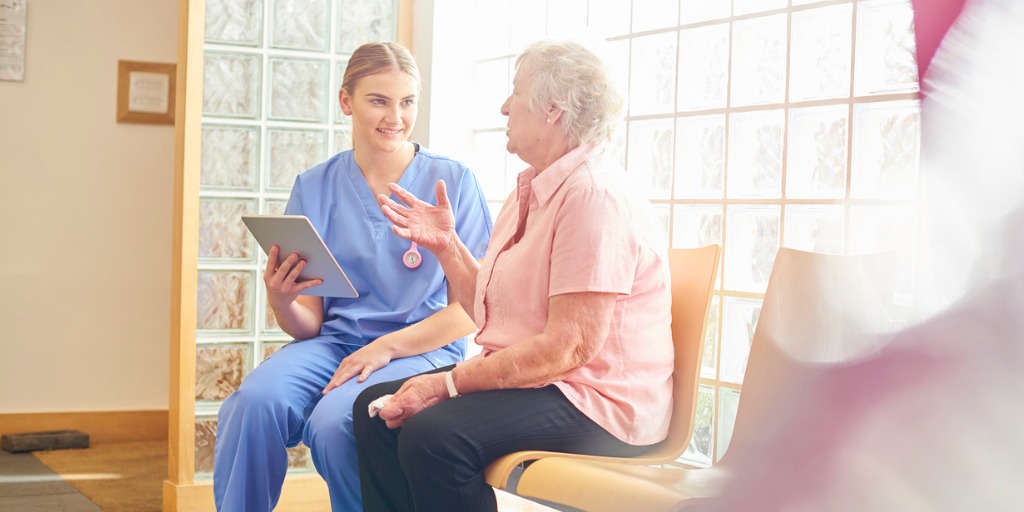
top-left (512, 248), bottom-right (897, 512)
top-left (483, 245), bottom-right (721, 491)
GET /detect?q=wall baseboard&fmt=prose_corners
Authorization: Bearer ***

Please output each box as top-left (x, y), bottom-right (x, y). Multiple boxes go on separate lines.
top-left (0, 410), bottom-right (168, 443)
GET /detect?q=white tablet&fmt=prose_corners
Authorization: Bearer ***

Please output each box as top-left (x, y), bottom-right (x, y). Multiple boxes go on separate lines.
top-left (241, 215), bottom-right (359, 298)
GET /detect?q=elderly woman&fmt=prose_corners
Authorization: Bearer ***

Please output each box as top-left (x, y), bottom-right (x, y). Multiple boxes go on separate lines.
top-left (353, 39), bottom-right (673, 511)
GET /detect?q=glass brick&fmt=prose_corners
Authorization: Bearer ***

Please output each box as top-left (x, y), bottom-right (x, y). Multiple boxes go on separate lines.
top-left (679, 0), bottom-right (730, 24)
top-left (730, 14), bottom-right (787, 107)
top-left (716, 387), bottom-right (741, 461)
top-left (546, 0), bottom-right (588, 37)
top-left (264, 293), bottom-right (281, 332)
top-left (850, 100), bottom-right (920, 199)
top-left (727, 110), bottom-right (784, 199)
top-left (333, 128), bottom-right (353, 155)
top-left (475, 59), bottom-right (510, 129)
top-left (472, 131), bottom-right (510, 201)
top-left (652, 204), bottom-right (672, 245)
top-left (473, 0), bottom-right (511, 58)
top-left (672, 205), bottom-right (723, 249)
top-left (720, 296), bottom-right (761, 384)
top-left (700, 297), bottom-right (721, 380)
top-left (268, 58), bottom-right (329, 122)
top-left (270, 0), bottom-right (328, 51)
top-left (677, 24), bottom-right (729, 112)
top-left (262, 341), bottom-right (288, 361)
top-left (632, 0), bottom-right (679, 33)
top-left (724, 205), bottom-right (780, 293)
top-left (854, 0), bottom-right (919, 96)
top-left (265, 199), bottom-right (287, 215)
top-left (197, 270), bottom-right (255, 333)
top-left (626, 118), bottom-right (674, 201)
top-left (733, 0), bottom-right (786, 16)
top-left (198, 198), bottom-right (258, 261)
top-left (587, 0), bottom-right (631, 38)
top-left (509, 0), bottom-right (546, 54)
top-left (196, 343), bottom-right (252, 402)
top-left (194, 416), bottom-right (217, 477)
top-left (205, 0), bottom-right (263, 46)
top-left (680, 385), bottom-right (715, 466)
top-left (784, 204), bottom-right (846, 254)
top-left (203, 52), bottom-right (261, 118)
top-left (200, 124), bottom-right (260, 191)
top-left (629, 32), bottom-right (676, 116)
top-left (287, 444), bottom-right (313, 471)
top-left (789, 4), bottom-right (852, 102)
top-left (675, 115), bottom-right (725, 199)
top-left (336, 0), bottom-right (395, 55)
top-left (266, 129), bottom-right (327, 191)
top-left (603, 39), bottom-right (630, 109)
top-left (786, 105), bottom-right (849, 199)
top-left (334, 58), bottom-right (351, 126)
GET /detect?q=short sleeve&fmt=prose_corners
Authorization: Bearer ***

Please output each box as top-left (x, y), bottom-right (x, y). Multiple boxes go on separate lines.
top-left (548, 186), bottom-right (638, 296)
top-left (284, 176), bottom-right (304, 216)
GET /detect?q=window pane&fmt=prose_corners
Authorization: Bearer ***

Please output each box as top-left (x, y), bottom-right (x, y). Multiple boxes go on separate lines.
top-left (724, 205), bottom-right (780, 293)
top-left (716, 387), bottom-right (741, 461)
top-left (270, 0), bottom-right (329, 51)
top-left (727, 110), bottom-right (784, 199)
top-left (786, 105), bottom-right (849, 199)
top-left (789, 4), bottom-right (852, 101)
top-left (205, 0), bottom-right (263, 46)
top-left (850, 100), bottom-right (920, 199)
top-left (730, 14), bottom-right (786, 107)
top-left (784, 204), bottom-right (846, 254)
top-left (509, 0), bottom-right (547, 53)
top-left (588, 0), bottom-right (631, 38)
top-left (675, 115), bottom-right (725, 199)
top-left (474, 0), bottom-right (511, 57)
top-left (336, 0), bottom-right (396, 54)
top-left (701, 297), bottom-right (721, 380)
top-left (196, 343), bottom-right (252, 402)
top-left (265, 129), bottom-right (327, 191)
top-left (627, 118), bottom-right (674, 200)
top-left (854, 0), bottom-right (919, 96)
top-left (268, 58), bottom-right (329, 122)
top-left (547, 0), bottom-right (588, 36)
top-left (720, 296), bottom-right (761, 383)
top-left (474, 59), bottom-right (510, 129)
top-left (198, 198), bottom-right (258, 261)
top-left (680, 385), bottom-right (715, 466)
top-left (197, 270), bottom-right (255, 333)
top-left (334, 58), bottom-right (351, 126)
top-left (679, 0), bottom-right (730, 24)
top-left (632, 0), bottom-right (678, 32)
top-left (672, 205), bottom-right (723, 249)
top-left (678, 24), bottom-right (729, 112)
top-left (630, 32), bottom-right (677, 116)
top-left (849, 205), bottom-right (917, 297)
top-left (203, 52), bottom-right (262, 118)
top-left (733, 0), bottom-right (786, 16)
top-left (201, 125), bottom-right (260, 191)
top-left (472, 131), bottom-right (510, 200)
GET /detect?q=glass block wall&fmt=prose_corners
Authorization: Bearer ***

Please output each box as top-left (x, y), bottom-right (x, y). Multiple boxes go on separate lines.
top-left (195, 0), bottom-right (398, 478)
top-left (468, 0), bottom-right (919, 466)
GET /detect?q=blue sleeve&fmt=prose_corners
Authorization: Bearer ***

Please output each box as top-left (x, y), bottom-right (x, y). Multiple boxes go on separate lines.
top-left (452, 168), bottom-right (493, 260)
top-left (284, 176), bottom-right (305, 216)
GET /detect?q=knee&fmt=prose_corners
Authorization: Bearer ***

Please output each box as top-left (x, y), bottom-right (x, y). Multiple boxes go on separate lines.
top-left (396, 412), bottom-right (468, 472)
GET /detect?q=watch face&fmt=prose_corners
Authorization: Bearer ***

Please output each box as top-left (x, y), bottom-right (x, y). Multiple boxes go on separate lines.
top-left (404, 251), bottom-right (421, 268)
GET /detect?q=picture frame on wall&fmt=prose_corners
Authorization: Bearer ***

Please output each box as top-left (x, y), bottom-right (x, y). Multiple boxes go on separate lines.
top-left (116, 60), bottom-right (176, 125)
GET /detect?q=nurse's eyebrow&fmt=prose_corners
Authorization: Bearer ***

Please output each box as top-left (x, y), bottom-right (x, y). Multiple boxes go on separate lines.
top-left (365, 92), bottom-right (417, 101)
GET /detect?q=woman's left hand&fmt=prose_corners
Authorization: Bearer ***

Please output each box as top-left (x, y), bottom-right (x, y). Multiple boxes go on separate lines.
top-left (322, 342), bottom-right (395, 394)
top-left (377, 372), bottom-right (449, 428)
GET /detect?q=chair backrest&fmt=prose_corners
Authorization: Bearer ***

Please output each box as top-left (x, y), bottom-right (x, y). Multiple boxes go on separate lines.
top-left (719, 247), bottom-right (896, 465)
top-left (642, 244), bottom-right (721, 461)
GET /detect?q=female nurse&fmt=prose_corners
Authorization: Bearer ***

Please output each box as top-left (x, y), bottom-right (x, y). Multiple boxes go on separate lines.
top-left (212, 42), bottom-right (493, 512)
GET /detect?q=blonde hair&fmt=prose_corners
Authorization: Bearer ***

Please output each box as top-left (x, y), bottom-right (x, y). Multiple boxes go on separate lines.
top-left (515, 39), bottom-right (623, 146)
top-left (341, 42), bottom-right (420, 94)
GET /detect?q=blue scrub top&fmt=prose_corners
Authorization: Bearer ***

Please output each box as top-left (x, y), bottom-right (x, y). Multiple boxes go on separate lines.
top-left (285, 147), bottom-right (493, 361)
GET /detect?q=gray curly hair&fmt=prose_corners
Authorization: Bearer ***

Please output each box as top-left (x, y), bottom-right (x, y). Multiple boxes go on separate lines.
top-left (515, 39), bottom-right (623, 147)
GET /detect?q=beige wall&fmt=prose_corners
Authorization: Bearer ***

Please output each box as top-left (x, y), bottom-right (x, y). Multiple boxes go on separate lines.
top-left (0, 0), bottom-right (177, 413)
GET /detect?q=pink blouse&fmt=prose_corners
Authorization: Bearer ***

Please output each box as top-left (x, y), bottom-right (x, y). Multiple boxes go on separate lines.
top-left (471, 143), bottom-right (674, 445)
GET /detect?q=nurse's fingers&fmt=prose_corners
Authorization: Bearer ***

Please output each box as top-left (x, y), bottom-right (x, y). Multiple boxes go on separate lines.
top-left (264, 245), bottom-right (281, 276)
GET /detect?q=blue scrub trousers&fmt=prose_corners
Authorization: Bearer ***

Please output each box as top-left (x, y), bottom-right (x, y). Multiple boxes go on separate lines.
top-left (213, 337), bottom-right (459, 512)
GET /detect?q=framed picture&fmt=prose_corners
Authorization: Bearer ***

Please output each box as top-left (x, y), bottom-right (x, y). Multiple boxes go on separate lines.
top-left (117, 60), bottom-right (176, 125)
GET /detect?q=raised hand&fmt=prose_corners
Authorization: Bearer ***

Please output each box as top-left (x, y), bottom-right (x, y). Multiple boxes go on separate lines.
top-left (377, 180), bottom-right (457, 256)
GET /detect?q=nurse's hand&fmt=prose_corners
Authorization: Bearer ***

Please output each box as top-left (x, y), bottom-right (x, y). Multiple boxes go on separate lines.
top-left (322, 342), bottom-right (394, 394)
top-left (377, 372), bottom-right (448, 429)
top-left (377, 180), bottom-right (457, 256)
top-left (264, 244), bottom-right (323, 309)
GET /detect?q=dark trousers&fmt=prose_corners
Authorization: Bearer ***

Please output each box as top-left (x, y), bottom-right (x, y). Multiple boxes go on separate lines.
top-left (353, 365), bottom-right (649, 512)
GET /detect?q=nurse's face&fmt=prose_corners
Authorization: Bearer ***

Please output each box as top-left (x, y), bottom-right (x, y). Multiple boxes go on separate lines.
top-left (340, 69), bottom-right (418, 154)
top-left (501, 67), bottom-right (551, 166)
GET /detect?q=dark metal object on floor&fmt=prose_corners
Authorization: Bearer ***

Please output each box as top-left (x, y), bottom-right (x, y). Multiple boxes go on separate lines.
top-left (1, 430), bottom-right (90, 453)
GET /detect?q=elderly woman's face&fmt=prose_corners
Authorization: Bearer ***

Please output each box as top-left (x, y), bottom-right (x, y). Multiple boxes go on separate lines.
top-left (500, 68), bottom-right (551, 164)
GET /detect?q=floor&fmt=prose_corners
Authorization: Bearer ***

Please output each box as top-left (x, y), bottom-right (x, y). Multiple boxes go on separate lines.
top-left (0, 448), bottom-right (101, 511)
top-left (0, 446), bottom-right (560, 512)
